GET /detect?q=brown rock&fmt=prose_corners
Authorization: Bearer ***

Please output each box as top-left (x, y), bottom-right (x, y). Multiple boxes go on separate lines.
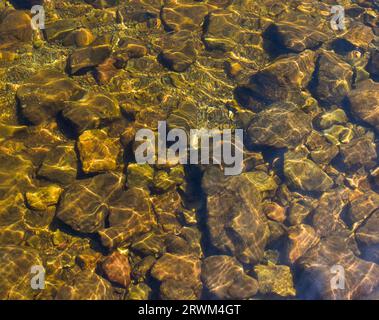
top-left (68, 44), bottom-right (112, 74)
top-left (202, 255), bottom-right (258, 299)
top-left (63, 28), bottom-right (94, 47)
top-left (247, 103), bottom-right (312, 148)
top-left (284, 151), bottom-right (334, 192)
top-left (262, 202), bottom-right (286, 223)
top-left (312, 189), bottom-right (349, 237)
top-left (160, 30), bottom-right (198, 72)
top-left (202, 167), bottom-right (270, 265)
top-left (55, 271), bottom-right (114, 300)
top-left (151, 253), bottom-right (202, 299)
top-left (0, 10), bottom-right (32, 43)
top-left (16, 70), bottom-right (85, 125)
top-left (243, 50), bottom-right (316, 103)
top-left (313, 51), bottom-right (353, 105)
top-left (161, 1), bottom-right (208, 32)
top-left (348, 80), bottom-right (379, 132)
top-left (298, 236), bottom-right (379, 299)
top-left (77, 129), bottom-right (121, 174)
top-left (102, 251), bottom-right (131, 288)
top-left (340, 134), bottom-right (377, 171)
top-left (287, 224), bottom-right (319, 263)
top-left (342, 24), bottom-right (374, 49)
top-left (348, 191), bottom-right (379, 224)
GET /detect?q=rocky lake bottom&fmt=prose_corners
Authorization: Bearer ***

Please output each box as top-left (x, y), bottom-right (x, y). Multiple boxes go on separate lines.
top-left (0, 0), bottom-right (379, 300)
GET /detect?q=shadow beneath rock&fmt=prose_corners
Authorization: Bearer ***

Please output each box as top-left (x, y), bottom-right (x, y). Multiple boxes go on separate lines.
top-left (9, 0), bottom-right (43, 10)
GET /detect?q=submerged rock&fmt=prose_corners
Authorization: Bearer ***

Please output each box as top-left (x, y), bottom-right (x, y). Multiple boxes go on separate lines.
top-left (0, 246), bottom-right (43, 299)
top-left (101, 251), bottom-right (131, 288)
top-left (288, 199), bottom-right (314, 226)
top-left (152, 190), bottom-right (183, 234)
top-left (77, 129), bottom-right (121, 174)
top-left (340, 134), bottom-right (377, 171)
top-left (151, 253), bottom-right (202, 300)
top-left (68, 44), bottom-right (112, 75)
top-left (44, 18), bottom-right (81, 42)
top-left (348, 80), bottom-right (379, 132)
top-left (160, 279), bottom-right (198, 300)
top-left (201, 255), bottom-right (258, 299)
top-left (305, 131), bottom-right (339, 165)
top-left (0, 10), bottom-right (32, 44)
top-left (312, 189), bottom-right (349, 237)
top-left (287, 224), bottom-right (320, 264)
top-left (160, 30), bottom-right (198, 72)
top-left (202, 9), bottom-right (263, 61)
top-left (130, 231), bottom-right (165, 257)
top-left (313, 51), bottom-right (353, 105)
top-left (348, 191), bottom-right (379, 224)
top-left (247, 103), bottom-right (312, 148)
top-left (267, 18), bottom-right (330, 52)
top-left (161, 1), bottom-right (208, 32)
top-left (114, 37), bottom-right (147, 63)
top-left (297, 236), bottom-right (379, 300)
top-left (101, 187), bottom-right (157, 248)
top-left (254, 263), bottom-right (296, 297)
top-left (25, 185), bottom-right (62, 211)
top-left (85, 0), bottom-right (119, 9)
top-left (55, 271), bottom-right (114, 300)
top-left (316, 109), bottom-right (348, 130)
top-left (167, 101), bottom-right (198, 133)
top-left (202, 167), bottom-right (270, 265)
top-left (368, 50), bottom-right (379, 77)
top-left (262, 202), bottom-right (286, 223)
top-left (37, 143), bottom-right (78, 185)
top-left (284, 152), bottom-right (334, 192)
top-left (342, 24), bottom-right (374, 49)
top-left (63, 28), bottom-right (95, 48)
top-left (57, 173), bottom-right (124, 233)
top-left (323, 124), bottom-right (354, 146)
top-left (62, 93), bottom-right (120, 134)
top-left (356, 209), bottom-right (379, 247)
top-left (126, 283), bottom-right (152, 300)
top-left (241, 50), bottom-right (316, 104)
top-left (16, 70), bottom-right (85, 125)
top-left (126, 163), bottom-right (154, 189)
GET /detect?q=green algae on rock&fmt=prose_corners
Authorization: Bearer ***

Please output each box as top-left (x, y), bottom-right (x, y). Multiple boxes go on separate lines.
top-left (254, 263), bottom-right (296, 297)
